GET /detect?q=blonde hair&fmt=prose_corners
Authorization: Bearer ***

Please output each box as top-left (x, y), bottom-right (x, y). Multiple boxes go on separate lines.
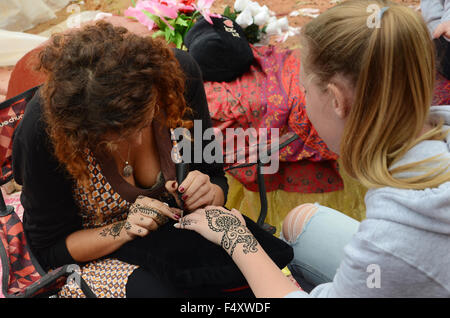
top-left (300, 0), bottom-right (450, 189)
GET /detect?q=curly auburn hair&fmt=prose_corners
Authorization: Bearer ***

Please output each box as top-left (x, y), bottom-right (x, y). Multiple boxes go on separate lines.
top-left (38, 21), bottom-right (191, 188)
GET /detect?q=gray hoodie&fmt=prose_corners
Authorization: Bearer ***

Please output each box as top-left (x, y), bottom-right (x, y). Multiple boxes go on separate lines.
top-left (286, 105), bottom-right (450, 297)
top-left (421, 0), bottom-right (450, 35)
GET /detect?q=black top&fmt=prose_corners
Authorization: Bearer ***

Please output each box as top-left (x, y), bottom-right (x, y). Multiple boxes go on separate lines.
top-left (12, 49), bottom-right (228, 271)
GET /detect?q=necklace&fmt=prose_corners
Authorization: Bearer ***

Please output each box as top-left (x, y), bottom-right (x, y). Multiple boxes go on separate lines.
top-left (117, 144), bottom-right (133, 177)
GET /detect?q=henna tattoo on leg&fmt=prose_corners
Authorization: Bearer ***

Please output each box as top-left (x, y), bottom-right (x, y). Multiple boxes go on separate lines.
top-left (205, 209), bottom-right (258, 257)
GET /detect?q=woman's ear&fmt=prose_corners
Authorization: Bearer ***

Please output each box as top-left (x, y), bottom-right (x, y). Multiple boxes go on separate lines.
top-left (327, 82), bottom-right (350, 120)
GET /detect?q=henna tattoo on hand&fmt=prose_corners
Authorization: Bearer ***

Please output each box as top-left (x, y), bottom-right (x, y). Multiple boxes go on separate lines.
top-left (179, 218), bottom-right (197, 228)
top-left (99, 221), bottom-right (126, 239)
top-left (205, 209), bottom-right (258, 257)
top-left (130, 203), bottom-right (169, 225)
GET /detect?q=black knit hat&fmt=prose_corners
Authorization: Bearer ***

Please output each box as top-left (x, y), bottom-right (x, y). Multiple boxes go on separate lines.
top-left (184, 16), bottom-right (254, 82)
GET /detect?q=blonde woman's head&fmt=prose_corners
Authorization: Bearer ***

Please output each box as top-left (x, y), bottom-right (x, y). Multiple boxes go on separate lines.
top-left (299, 0), bottom-right (449, 189)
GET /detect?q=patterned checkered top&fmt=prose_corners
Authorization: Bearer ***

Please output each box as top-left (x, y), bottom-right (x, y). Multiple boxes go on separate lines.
top-left (59, 149), bottom-right (167, 298)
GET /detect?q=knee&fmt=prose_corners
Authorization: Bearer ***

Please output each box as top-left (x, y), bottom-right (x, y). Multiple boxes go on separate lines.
top-left (282, 203), bottom-right (319, 243)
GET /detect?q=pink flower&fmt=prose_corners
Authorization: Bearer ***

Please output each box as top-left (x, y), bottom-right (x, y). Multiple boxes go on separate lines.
top-left (125, 6), bottom-right (156, 30)
top-left (138, 1), bottom-right (178, 17)
top-left (128, 0), bottom-right (180, 31)
top-left (194, 0), bottom-right (221, 24)
top-left (167, 0), bottom-right (195, 13)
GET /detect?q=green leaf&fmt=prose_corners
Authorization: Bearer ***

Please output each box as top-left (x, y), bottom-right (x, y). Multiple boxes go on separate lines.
top-left (223, 6), bottom-right (238, 21)
top-left (174, 33), bottom-right (183, 49)
top-left (176, 17), bottom-right (189, 27)
top-left (131, 0), bottom-right (136, 7)
top-left (224, 6), bottom-right (231, 18)
top-left (152, 30), bottom-right (165, 39)
top-left (142, 10), bottom-right (162, 28)
top-left (164, 27), bottom-right (175, 42)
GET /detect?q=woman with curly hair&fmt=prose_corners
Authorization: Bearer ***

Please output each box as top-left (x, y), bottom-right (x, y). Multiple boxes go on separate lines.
top-left (12, 21), bottom-right (228, 297)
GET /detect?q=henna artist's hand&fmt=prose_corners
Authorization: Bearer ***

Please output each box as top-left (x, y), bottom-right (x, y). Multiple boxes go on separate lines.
top-left (174, 206), bottom-right (259, 258)
top-left (165, 170), bottom-right (223, 212)
top-left (124, 195), bottom-right (181, 240)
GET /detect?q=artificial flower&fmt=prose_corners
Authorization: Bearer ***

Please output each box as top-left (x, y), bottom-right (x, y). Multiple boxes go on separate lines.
top-left (253, 10), bottom-right (270, 26)
top-left (180, 0), bottom-right (195, 5)
top-left (194, 0), bottom-right (221, 24)
top-left (124, 5), bottom-right (156, 30)
top-left (168, 0), bottom-right (195, 13)
top-left (277, 17), bottom-right (289, 32)
top-left (247, 1), bottom-right (263, 16)
top-left (225, 0), bottom-right (299, 44)
top-left (138, 0), bottom-right (179, 30)
top-left (265, 18), bottom-right (282, 36)
top-left (234, 0), bottom-right (250, 12)
top-left (235, 7), bottom-right (253, 28)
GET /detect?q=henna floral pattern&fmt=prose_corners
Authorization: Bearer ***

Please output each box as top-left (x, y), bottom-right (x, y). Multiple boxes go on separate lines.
top-left (205, 209), bottom-right (258, 257)
top-left (99, 220), bottom-right (126, 239)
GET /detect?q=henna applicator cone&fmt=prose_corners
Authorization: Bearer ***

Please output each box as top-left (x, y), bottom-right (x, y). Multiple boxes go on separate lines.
top-left (170, 129), bottom-right (189, 214)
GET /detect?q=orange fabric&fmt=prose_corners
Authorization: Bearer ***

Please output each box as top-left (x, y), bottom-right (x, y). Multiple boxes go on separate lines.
top-left (6, 47), bottom-right (46, 100)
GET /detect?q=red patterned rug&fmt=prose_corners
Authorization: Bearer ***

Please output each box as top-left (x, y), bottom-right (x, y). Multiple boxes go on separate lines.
top-left (433, 73), bottom-right (450, 106)
top-left (205, 46), bottom-right (343, 194)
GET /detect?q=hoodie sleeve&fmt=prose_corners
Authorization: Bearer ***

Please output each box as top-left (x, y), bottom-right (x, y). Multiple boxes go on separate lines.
top-left (420, 0), bottom-right (448, 35)
top-left (285, 231), bottom-right (445, 298)
top-left (443, 0), bottom-right (450, 25)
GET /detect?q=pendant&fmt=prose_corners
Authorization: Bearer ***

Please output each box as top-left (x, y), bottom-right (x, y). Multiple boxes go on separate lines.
top-left (123, 163), bottom-right (133, 177)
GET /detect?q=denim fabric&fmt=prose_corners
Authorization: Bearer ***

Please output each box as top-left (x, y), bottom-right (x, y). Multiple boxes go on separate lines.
top-left (281, 204), bottom-right (360, 289)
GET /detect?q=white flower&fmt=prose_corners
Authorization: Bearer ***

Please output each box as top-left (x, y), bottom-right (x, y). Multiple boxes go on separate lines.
top-left (268, 16), bottom-right (277, 24)
top-left (236, 7), bottom-right (254, 28)
top-left (261, 5), bottom-right (275, 18)
top-left (260, 5), bottom-right (270, 14)
top-left (234, 0), bottom-right (251, 12)
top-left (265, 20), bottom-right (282, 36)
top-left (264, 17), bottom-right (290, 36)
top-left (277, 17), bottom-right (289, 32)
top-left (248, 1), bottom-right (263, 16)
top-left (253, 10), bottom-right (270, 26)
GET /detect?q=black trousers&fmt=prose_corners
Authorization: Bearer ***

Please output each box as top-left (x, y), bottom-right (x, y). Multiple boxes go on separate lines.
top-left (126, 267), bottom-right (182, 298)
top-left (435, 36), bottom-right (450, 80)
top-left (125, 267), bottom-right (254, 298)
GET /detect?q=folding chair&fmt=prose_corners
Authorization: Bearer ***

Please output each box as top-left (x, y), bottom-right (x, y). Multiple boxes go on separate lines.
top-left (224, 131), bottom-right (300, 235)
top-left (0, 86), bottom-right (95, 298)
